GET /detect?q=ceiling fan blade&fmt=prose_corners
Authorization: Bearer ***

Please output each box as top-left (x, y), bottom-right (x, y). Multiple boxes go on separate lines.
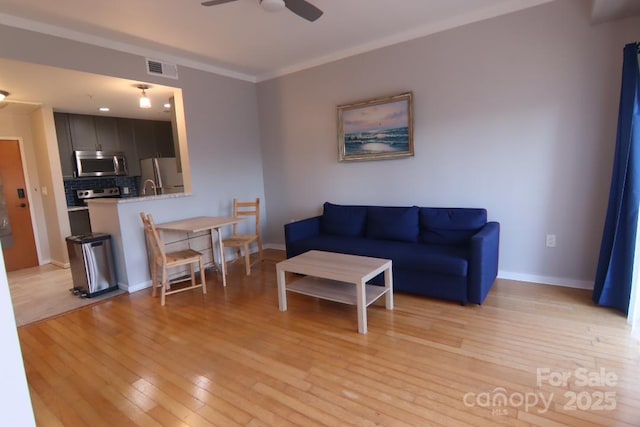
top-left (201, 0), bottom-right (238, 6)
top-left (284, 0), bottom-right (323, 22)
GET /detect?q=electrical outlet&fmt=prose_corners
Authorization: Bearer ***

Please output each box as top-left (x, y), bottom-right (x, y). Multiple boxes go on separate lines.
top-left (546, 234), bottom-right (556, 248)
top-left (123, 187), bottom-right (130, 195)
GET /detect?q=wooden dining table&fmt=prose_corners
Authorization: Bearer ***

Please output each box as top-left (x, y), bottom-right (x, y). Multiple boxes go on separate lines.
top-left (154, 216), bottom-right (246, 288)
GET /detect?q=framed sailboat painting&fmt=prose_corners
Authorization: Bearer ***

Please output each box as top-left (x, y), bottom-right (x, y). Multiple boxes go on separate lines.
top-left (337, 92), bottom-right (414, 162)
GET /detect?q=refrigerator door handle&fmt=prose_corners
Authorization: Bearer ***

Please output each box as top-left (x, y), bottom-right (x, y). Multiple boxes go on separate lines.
top-left (153, 158), bottom-right (164, 193)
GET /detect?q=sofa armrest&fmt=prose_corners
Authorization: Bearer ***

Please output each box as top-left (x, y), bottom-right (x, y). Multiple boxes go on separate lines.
top-left (284, 216), bottom-right (322, 258)
top-left (467, 221), bottom-right (500, 304)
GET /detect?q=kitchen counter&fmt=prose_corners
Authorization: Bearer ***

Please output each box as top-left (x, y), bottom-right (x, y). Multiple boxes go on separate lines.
top-left (87, 192), bottom-right (191, 205)
top-left (67, 206), bottom-right (88, 212)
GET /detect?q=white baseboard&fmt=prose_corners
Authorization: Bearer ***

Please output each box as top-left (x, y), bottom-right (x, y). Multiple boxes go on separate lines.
top-left (49, 259), bottom-right (70, 269)
top-left (265, 243), bottom-right (286, 251)
top-left (498, 270), bottom-right (593, 290)
top-left (121, 280), bottom-right (151, 293)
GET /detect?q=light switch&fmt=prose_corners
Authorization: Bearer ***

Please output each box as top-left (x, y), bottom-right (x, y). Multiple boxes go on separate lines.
top-left (41, 186), bottom-right (48, 196)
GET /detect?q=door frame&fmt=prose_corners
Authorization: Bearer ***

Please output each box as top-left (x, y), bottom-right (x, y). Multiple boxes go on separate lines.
top-left (0, 136), bottom-right (43, 266)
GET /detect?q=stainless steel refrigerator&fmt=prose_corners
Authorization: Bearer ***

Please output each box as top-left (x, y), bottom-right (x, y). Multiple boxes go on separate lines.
top-left (140, 157), bottom-right (184, 195)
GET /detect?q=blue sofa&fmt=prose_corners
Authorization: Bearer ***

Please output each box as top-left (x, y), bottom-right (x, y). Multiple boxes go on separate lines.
top-left (284, 202), bottom-right (500, 304)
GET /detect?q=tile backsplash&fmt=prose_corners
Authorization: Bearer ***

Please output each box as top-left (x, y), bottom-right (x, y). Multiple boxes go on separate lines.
top-left (64, 176), bottom-right (139, 206)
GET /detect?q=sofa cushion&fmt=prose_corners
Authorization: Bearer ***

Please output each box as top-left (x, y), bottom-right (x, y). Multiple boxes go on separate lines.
top-left (366, 206), bottom-right (419, 242)
top-left (288, 236), bottom-right (468, 276)
top-left (420, 208), bottom-right (487, 245)
top-left (321, 202), bottom-right (367, 237)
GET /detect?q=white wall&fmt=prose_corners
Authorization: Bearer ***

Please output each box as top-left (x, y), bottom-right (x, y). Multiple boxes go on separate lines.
top-left (30, 107), bottom-right (71, 267)
top-left (0, 242), bottom-right (36, 425)
top-left (257, 0), bottom-right (640, 287)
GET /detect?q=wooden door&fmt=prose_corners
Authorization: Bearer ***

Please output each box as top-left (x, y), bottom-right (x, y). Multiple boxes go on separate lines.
top-left (0, 140), bottom-right (39, 271)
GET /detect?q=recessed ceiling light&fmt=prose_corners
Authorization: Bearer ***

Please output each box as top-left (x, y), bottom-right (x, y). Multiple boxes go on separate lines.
top-left (98, 107), bottom-right (110, 112)
top-left (163, 103), bottom-right (171, 109)
top-left (0, 90), bottom-right (9, 102)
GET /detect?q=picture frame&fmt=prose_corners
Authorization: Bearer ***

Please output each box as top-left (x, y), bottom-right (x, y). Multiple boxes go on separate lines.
top-left (337, 92), bottom-right (414, 162)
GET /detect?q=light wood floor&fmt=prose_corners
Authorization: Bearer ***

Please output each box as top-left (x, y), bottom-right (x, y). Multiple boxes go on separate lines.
top-left (17, 249), bottom-right (640, 426)
top-left (8, 263), bottom-right (125, 327)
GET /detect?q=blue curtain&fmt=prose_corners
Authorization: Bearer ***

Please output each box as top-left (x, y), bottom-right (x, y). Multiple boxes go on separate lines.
top-left (593, 42), bottom-right (640, 314)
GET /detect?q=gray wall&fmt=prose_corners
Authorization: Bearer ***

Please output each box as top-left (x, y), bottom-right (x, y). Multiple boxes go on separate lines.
top-left (0, 24), bottom-right (265, 245)
top-left (257, 0), bottom-right (640, 287)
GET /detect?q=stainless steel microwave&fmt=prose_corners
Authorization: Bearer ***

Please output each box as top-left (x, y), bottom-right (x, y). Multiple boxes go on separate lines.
top-left (74, 150), bottom-right (127, 177)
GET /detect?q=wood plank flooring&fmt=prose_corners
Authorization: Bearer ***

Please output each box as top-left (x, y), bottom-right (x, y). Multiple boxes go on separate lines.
top-left (17, 250), bottom-right (640, 426)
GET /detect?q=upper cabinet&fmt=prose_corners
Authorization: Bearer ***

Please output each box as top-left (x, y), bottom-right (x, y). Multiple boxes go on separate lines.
top-left (134, 120), bottom-right (175, 160)
top-left (68, 114), bottom-right (98, 150)
top-left (116, 118), bottom-right (139, 177)
top-left (133, 120), bottom-right (154, 161)
top-left (53, 113), bottom-right (74, 178)
top-left (154, 121), bottom-right (174, 158)
top-left (54, 113), bottom-right (174, 177)
top-left (68, 114), bottom-right (118, 151)
top-left (94, 117), bottom-right (119, 151)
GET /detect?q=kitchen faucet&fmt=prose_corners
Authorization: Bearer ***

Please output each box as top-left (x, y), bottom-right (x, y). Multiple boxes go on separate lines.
top-left (142, 179), bottom-right (157, 196)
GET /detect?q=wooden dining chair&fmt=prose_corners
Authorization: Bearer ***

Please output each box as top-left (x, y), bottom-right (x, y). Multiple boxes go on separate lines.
top-left (221, 198), bottom-right (263, 276)
top-left (140, 212), bottom-right (206, 306)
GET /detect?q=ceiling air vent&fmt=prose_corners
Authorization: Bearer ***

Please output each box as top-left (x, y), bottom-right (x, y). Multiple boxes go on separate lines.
top-left (145, 58), bottom-right (178, 80)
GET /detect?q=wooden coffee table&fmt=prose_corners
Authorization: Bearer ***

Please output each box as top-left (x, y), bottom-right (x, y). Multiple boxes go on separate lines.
top-left (276, 250), bottom-right (393, 334)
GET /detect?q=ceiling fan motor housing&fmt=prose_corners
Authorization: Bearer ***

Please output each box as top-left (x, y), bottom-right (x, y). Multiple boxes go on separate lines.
top-left (260, 0), bottom-right (286, 12)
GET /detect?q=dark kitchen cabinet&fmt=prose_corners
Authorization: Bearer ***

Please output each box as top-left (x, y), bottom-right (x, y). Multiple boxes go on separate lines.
top-left (54, 112), bottom-right (74, 178)
top-left (154, 121), bottom-right (174, 157)
top-left (134, 120), bottom-right (174, 160)
top-left (68, 114), bottom-right (98, 150)
top-left (133, 120), bottom-right (155, 161)
top-left (94, 116), bottom-right (118, 151)
top-left (69, 114), bottom-right (118, 151)
top-left (53, 113), bottom-right (174, 178)
top-left (116, 119), bottom-right (140, 176)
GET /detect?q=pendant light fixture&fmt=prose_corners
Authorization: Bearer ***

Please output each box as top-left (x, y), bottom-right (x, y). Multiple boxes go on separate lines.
top-left (137, 84), bottom-right (151, 109)
top-left (0, 90), bottom-right (9, 102)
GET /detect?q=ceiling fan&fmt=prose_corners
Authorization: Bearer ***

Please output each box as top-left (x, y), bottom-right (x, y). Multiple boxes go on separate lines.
top-left (201, 0), bottom-right (323, 22)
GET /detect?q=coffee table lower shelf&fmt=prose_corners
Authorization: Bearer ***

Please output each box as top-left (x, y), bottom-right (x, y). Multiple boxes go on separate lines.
top-left (286, 276), bottom-right (390, 307)
top-left (276, 250), bottom-right (393, 334)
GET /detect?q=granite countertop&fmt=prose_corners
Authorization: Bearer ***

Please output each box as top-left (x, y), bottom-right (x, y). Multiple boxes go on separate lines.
top-left (87, 192), bottom-right (191, 205)
top-left (67, 206), bottom-right (89, 212)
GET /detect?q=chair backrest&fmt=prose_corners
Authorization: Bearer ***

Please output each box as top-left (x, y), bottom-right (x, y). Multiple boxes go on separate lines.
top-left (140, 212), bottom-right (166, 262)
top-left (232, 198), bottom-right (260, 236)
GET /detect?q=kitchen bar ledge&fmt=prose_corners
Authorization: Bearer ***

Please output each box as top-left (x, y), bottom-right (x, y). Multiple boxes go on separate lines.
top-left (87, 192), bottom-right (192, 205)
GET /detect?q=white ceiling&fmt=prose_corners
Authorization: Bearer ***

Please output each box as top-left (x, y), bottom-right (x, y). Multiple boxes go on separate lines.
top-left (0, 0), bottom-right (557, 82)
top-left (0, 0), bottom-right (637, 118)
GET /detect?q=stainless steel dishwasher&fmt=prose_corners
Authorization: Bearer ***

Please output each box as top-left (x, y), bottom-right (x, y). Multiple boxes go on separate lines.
top-left (65, 233), bottom-right (118, 297)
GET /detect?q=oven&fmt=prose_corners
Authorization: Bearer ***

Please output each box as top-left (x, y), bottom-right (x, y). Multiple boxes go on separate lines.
top-left (68, 187), bottom-right (121, 235)
top-left (75, 187), bottom-right (121, 206)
